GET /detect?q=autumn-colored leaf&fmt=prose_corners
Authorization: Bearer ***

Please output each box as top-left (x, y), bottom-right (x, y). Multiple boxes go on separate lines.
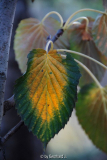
top-left (92, 14), bottom-right (107, 57)
top-left (14, 17), bottom-right (68, 73)
top-left (103, 0), bottom-right (107, 11)
top-left (14, 49), bottom-right (81, 147)
top-left (76, 83), bottom-right (107, 153)
top-left (69, 17), bottom-right (106, 86)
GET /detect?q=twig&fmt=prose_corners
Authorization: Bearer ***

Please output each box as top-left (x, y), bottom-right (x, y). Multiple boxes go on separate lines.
top-left (0, 120), bottom-right (24, 148)
top-left (3, 95), bottom-right (15, 115)
top-left (47, 28), bottom-right (64, 51)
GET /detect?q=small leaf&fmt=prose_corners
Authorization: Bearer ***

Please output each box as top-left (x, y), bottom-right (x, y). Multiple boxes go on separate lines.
top-left (76, 83), bottom-right (107, 153)
top-left (14, 17), bottom-right (68, 73)
top-left (70, 17), bottom-right (106, 86)
top-left (14, 49), bottom-right (81, 147)
top-left (92, 14), bottom-right (107, 57)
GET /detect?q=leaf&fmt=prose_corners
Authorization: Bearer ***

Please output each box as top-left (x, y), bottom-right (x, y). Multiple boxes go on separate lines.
top-left (76, 83), bottom-right (107, 153)
top-left (14, 49), bottom-right (81, 147)
top-left (103, 0), bottom-right (107, 11)
top-left (92, 14), bottom-right (107, 57)
top-left (14, 17), bottom-right (68, 73)
top-left (69, 17), bottom-right (106, 86)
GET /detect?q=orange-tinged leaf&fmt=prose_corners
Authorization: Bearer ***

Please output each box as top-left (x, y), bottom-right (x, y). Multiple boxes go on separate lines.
top-left (69, 17), bottom-right (106, 86)
top-left (14, 49), bottom-right (81, 147)
top-left (14, 17), bottom-right (68, 73)
top-left (92, 14), bottom-right (107, 57)
top-left (76, 83), bottom-right (107, 153)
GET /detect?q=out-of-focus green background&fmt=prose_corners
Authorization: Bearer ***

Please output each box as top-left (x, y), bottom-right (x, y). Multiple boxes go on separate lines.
top-left (1, 0), bottom-right (107, 160)
top-left (28, 0), bottom-right (103, 20)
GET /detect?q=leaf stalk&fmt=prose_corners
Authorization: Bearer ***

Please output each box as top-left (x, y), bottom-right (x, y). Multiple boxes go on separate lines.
top-left (75, 59), bottom-right (102, 89)
top-left (67, 17), bottom-right (89, 32)
top-left (57, 49), bottom-right (107, 70)
top-left (63, 8), bottom-right (104, 30)
top-left (41, 11), bottom-right (64, 27)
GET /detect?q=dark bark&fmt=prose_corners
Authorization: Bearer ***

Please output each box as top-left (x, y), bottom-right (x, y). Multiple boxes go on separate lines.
top-left (0, 0), bottom-right (17, 129)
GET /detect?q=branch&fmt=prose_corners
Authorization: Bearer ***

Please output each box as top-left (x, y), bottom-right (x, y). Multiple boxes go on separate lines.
top-left (0, 0), bottom-right (18, 129)
top-left (47, 28), bottom-right (64, 51)
top-left (1, 120), bottom-right (24, 145)
top-left (3, 95), bottom-right (15, 115)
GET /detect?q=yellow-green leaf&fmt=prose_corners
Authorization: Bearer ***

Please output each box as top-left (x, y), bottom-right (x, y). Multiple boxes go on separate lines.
top-left (14, 49), bottom-right (81, 147)
top-left (14, 17), bottom-right (68, 73)
top-left (76, 83), bottom-right (107, 153)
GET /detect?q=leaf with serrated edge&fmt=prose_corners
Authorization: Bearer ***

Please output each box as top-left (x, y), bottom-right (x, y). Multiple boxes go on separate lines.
top-left (14, 49), bottom-right (81, 147)
top-left (70, 17), bottom-right (106, 86)
top-left (92, 14), bottom-right (107, 57)
top-left (14, 17), bottom-right (68, 73)
top-left (76, 83), bottom-right (107, 153)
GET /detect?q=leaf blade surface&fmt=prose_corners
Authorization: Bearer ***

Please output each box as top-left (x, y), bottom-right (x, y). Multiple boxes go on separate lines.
top-left (14, 49), bottom-right (81, 146)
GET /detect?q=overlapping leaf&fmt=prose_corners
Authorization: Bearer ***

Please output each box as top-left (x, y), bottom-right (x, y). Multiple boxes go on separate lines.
top-left (76, 83), bottom-right (107, 153)
top-left (103, 0), bottom-right (107, 11)
top-left (14, 49), bottom-right (81, 147)
top-left (69, 17), bottom-right (106, 86)
top-left (14, 17), bottom-right (68, 73)
top-left (92, 13), bottom-right (107, 57)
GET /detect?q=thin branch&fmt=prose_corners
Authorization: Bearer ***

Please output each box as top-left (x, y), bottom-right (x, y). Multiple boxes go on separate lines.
top-left (3, 95), bottom-right (15, 115)
top-left (47, 28), bottom-right (64, 51)
top-left (52, 28), bottom-right (64, 43)
top-left (1, 121), bottom-right (24, 146)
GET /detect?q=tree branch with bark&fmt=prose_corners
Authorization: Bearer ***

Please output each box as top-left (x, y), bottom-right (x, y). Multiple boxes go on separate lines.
top-left (0, 0), bottom-right (17, 129)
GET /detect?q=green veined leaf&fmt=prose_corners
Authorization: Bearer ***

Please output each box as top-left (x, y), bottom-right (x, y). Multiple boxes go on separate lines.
top-left (69, 17), bottom-right (106, 86)
top-left (14, 49), bottom-right (81, 147)
top-left (76, 83), bottom-right (107, 153)
top-left (92, 14), bottom-right (107, 57)
top-left (14, 17), bottom-right (68, 73)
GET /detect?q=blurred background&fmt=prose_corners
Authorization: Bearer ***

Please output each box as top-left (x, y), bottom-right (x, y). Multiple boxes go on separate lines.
top-left (0, 0), bottom-right (107, 159)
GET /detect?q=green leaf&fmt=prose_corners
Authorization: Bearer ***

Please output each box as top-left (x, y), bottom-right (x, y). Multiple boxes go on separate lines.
top-left (14, 17), bottom-right (68, 73)
top-left (76, 83), bottom-right (107, 153)
top-left (92, 14), bottom-right (107, 57)
top-left (70, 17), bottom-right (106, 86)
top-left (14, 49), bottom-right (81, 147)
